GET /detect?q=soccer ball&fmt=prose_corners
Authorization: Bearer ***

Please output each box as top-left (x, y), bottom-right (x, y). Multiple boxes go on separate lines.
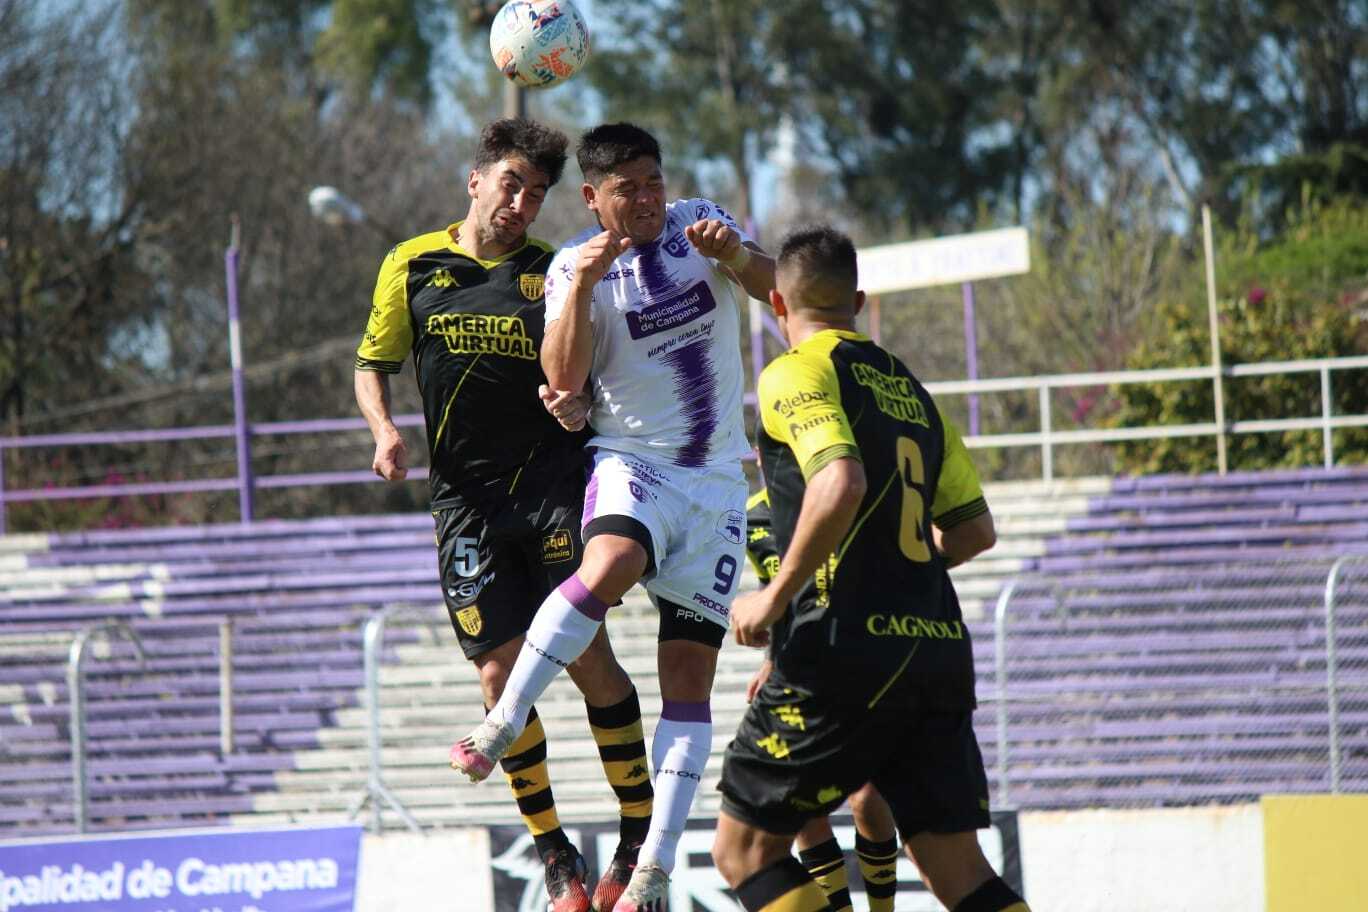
top-left (488, 0), bottom-right (590, 89)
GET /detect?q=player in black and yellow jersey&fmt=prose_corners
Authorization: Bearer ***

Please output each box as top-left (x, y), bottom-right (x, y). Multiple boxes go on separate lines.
top-left (744, 487), bottom-right (900, 912)
top-left (354, 119), bottom-right (651, 912)
top-left (714, 226), bottom-right (1030, 912)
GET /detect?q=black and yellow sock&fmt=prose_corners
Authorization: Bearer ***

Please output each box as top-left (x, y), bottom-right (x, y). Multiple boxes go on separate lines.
top-left (735, 855), bottom-right (834, 912)
top-left (496, 706), bottom-right (567, 860)
top-left (586, 688), bottom-right (653, 851)
top-left (953, 876), bottom-right (1031, 912)
top-left (855, 832), bottom-right (898, 912)
top-left (797, 837), bottom-right (852, 912)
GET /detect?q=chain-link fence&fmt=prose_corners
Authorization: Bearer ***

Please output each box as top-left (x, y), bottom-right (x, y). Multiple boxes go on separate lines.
top-left (972, 555), bottom-right (1368, 810)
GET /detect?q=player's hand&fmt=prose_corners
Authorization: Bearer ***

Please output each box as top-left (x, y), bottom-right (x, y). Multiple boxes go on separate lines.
top-left (539, 384), bottom-right (590, 432)
top-left (685, 218), bottom-right (744, 267)
top-left (576, 229), bottom-right (631, 287)
top-left (732, 588), bottom-right (784, 649)
top-left (746, 658), bottom-right (773, 703)
top-left (372, 431), bottom-right (408, 481)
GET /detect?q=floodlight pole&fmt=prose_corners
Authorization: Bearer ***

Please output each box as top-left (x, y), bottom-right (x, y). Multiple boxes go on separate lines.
top-left (225, 215), bottom-right (255, 522)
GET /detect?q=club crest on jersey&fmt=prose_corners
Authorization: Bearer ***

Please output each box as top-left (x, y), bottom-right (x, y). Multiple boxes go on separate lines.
top-left (542, 529), bottom-right (574, 564)
top-left (663, 232), bottom-right (691, 258)
top-left (454, 604), bottom-right (483, 637)
top-left (520, 273), bottom-right (545, 300)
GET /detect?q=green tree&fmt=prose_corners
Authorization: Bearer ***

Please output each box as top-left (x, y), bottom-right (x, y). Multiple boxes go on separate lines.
top-left (1113, 198), bottom-right (1368, 474)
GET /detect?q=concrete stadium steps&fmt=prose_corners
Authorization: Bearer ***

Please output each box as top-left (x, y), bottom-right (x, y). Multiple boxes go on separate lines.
top-left (243, 590), bottom-right (768, 829)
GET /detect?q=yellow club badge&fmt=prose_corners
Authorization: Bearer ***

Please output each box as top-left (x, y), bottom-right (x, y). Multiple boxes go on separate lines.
top-left (455, 604), bottom-right (483, 637)
top-left (520, 273), bottom-right (545, 301)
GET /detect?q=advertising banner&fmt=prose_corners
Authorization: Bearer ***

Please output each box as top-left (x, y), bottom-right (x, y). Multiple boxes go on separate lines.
top-left (0, 825), bottom-right (362, 912)
top-left (490, 813), bottom-right (1021, 912)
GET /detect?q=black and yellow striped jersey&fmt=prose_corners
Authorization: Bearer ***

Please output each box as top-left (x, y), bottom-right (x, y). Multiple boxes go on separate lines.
top-left (356, 223), bottom-right (589, 508)
top-left (755, 329), bottom-right (988, 708)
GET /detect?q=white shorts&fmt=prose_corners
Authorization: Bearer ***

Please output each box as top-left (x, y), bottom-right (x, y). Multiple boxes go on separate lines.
top-left (582, 449), bottom-right (748, 630)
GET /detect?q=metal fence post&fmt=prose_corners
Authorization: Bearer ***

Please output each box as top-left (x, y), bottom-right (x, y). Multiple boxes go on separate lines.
top-left (225, 216), bottom-right (254, 523)
top-left (994, 579), bottom-right (1020, 807)
top-left (1037, 387), bottom-right (1053, 482)
top-left (68, 623), bottom-right (146, 833)
top-left (1323, 556), bottom-right (1367, 793)
top-left (219, 618), bottom-right (235, 756)
top-left (1321, 366), bottom-right (1334, 468)
top-left (346, 606), bottom-right (424, 834)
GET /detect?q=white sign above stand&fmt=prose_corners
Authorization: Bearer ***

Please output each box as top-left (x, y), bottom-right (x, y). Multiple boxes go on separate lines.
top-left (857, 226), bottom-right (1031, 294)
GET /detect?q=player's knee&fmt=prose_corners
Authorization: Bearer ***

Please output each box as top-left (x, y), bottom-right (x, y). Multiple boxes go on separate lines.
top-left (580, 535), bottom-right (648, 594)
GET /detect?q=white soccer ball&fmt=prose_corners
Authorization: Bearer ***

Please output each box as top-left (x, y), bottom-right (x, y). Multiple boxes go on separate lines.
top-left (488, 0), bottom-right (590, 89)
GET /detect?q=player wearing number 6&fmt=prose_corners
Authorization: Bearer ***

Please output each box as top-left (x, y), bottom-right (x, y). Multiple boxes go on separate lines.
top-left (712, 226), bottom-right (1031, 912)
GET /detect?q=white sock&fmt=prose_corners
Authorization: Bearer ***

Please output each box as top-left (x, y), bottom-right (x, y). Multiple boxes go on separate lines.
top-left (489, 576), bottom-right (607, 732)
top-left (640, 701), bottom-right (712, 874)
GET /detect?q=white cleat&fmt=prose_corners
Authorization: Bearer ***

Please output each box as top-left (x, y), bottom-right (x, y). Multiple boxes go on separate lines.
top-left (448, 715), bottom-right (518, 782)
top-left (611, 861), bottom-right (669, 912)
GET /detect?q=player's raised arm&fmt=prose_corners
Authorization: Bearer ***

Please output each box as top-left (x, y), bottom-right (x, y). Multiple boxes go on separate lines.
top-left (685, 218), bottom-right (776, 303)
top-left (542, 229), bottom-right (628, 391)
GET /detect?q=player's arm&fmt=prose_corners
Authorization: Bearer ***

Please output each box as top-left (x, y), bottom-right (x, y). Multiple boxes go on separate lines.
top-left (733, 351), bottom-right (857, 647)
top-left (355, 245), bottom-right (414, 481)
top-left (542, 231), bottom-right (629, 391)
top-left (930, 405), bottom-right (994, 567)
top-left (684, 217), bottom-right (775, 303)
top-left (735, 456), bottom-right (866, 646)
top-left (355, 370), bottom-right (407, 480)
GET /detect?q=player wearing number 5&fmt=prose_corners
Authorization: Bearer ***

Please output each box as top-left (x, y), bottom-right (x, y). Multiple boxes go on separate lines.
top-left (712, 226), bottom-right (1030, 912)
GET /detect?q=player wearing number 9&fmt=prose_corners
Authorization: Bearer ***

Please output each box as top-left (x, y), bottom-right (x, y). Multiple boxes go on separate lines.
top-left (713, 226), bottom-right (1031, 912)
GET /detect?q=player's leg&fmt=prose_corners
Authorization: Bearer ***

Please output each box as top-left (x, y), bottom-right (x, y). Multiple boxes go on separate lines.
top-left (794, 815), bottom-right (853, 912)
top-left (435, 505), bottom-right (591, 912)
top-left (874, 711), bottom-right (1030, 912)
top-left (715, 813), bottom-right (830, 912)
top-left (564, 628), bottom-right (653, 911)
top-left (848, 784), bottom-right (899, 912)
top-left (450, 453), bottom-right (657, 780)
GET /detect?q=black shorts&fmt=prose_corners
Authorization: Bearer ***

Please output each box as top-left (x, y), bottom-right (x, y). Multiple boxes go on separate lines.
top-left (435, 467), bottom-right (586, 659)
top-left (718, 675), bottom-right (990, 837)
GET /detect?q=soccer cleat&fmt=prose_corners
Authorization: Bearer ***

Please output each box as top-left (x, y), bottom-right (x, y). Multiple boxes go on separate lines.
top-left (590, 852), bottom-right (637, 912)
top-left (448, 715), bottom-right (518, 783)
top-left (611, 861), bottom-right (669, 912)
top-left (544, 846), bottom-right (591, 912)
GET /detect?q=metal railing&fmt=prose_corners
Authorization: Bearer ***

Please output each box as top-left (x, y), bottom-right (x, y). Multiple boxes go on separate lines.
top-left (984, 555), bottom-right (1368, 809)
top-left (67, 622), bottom-right (146, 833)
top-left (3, 355), bottom-right (1366, 530)
top-left (924, 354), bottom-right (1368, 481)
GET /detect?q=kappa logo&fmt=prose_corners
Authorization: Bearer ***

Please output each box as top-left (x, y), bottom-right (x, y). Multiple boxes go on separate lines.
top-left (509, 776), bottom-right (537, 790)
top-left (428, 268), bottom-right (457, 288)
top-left (756, 733), bottom-right (790, 760)
top-left (626, 763), bottom-right (648, 779)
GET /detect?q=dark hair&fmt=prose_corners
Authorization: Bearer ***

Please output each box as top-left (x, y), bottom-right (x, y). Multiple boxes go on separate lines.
top-left (777, 225), bottom-right (858, 306)
top-left (474, 118), bottom-right (569, 186)
top-left (576, 122), bottom-right (662, 184)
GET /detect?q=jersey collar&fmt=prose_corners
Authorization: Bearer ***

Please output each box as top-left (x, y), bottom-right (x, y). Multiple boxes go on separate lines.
top-left (447, 221), bottom-right (532, 269)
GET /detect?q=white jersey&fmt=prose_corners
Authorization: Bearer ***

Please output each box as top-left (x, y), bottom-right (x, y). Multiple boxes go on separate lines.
top-left (544, 198), bottom-right (753, 468)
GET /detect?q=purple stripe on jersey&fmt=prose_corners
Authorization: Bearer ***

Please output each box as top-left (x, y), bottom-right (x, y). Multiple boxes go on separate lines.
top-left (661, 339), bottom-right (719, 466)
top-left (583, 473), bottom-right (599, 525)
top-left (558, 575), bottom-right (610, 622)
top-left (636, 239), bottom-right (669, 296)
top-left (661, 699), bottom-right (711, 723)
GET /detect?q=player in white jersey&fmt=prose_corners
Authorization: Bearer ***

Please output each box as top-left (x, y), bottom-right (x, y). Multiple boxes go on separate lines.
top-left (452, 122), bottom-right (776, 912)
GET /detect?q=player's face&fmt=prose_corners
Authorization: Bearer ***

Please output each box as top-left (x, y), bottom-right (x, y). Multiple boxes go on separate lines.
top-left (587, 156), bottom-right (666, 245)
top-left (468, 156), bottom-right (550, 251)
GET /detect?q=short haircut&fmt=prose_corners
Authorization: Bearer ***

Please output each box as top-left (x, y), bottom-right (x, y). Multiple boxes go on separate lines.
top-left (576, 122), bottom-right (662, 185)
top-left (776, 225), bottom-right (859, 311)
top-left (474, 118), bottom-right (569, 186)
